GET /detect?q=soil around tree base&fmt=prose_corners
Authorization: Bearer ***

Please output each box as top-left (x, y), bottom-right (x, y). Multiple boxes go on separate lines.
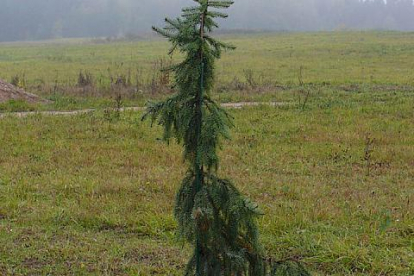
top-left (0, 79), bottom-right (46, 103)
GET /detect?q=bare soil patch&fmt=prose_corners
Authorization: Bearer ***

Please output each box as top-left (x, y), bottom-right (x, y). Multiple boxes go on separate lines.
top-left (0, 79), bottom-right (46, 103)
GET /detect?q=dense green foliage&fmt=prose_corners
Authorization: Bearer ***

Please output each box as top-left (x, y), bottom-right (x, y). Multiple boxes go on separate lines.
top-left (143, 1), bottom-right (268, 275)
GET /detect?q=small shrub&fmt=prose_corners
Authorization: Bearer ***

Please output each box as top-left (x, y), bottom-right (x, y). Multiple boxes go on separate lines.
top-left (244, 68), bottom-right (257, 88)
top-left (148, 57), bottom-right (172, 94)
top-left (77, 70), bottom-right (94, 87)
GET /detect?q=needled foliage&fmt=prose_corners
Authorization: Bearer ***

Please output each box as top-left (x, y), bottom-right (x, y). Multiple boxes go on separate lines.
top-left (143, 1), bottom-right (310, 275)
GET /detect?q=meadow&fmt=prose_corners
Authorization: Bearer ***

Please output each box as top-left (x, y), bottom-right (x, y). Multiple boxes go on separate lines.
top-left (1, 32), bottom-right (414, 86)
top-left (0, 32), bottom-right (413, 275)
top-left (0, 31), bottom-right (414, 111)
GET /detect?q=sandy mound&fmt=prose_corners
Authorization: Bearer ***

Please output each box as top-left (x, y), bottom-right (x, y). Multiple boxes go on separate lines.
top-left (0, 79), bottom-right (46, 103)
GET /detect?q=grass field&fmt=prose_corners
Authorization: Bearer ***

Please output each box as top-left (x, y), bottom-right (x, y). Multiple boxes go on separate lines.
top-left (0, 32), bottom-right (413, 275)
top-left (0, 31), bottom-right (414, 112)
top-left (1, 32), bottom-right (414, 86)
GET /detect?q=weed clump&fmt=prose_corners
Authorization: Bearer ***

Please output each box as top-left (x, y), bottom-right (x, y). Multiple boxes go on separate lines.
top-left (77, 70), bottom-right (94, 87)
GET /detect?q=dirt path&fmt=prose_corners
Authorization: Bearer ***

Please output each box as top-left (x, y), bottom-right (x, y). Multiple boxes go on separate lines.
top-left (0, 102), bottom-right (285, 119)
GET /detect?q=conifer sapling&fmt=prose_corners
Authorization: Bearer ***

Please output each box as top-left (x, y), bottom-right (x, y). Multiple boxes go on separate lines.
top-left (144, 1), bottom-right (311, 275)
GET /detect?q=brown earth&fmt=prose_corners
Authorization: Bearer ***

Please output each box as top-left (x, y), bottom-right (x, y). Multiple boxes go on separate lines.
top-left (0, 79), bottom-right (45, 103)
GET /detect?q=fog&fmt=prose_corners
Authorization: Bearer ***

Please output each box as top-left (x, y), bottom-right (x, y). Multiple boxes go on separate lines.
top-left (1, 0), bottom-right (413, 42)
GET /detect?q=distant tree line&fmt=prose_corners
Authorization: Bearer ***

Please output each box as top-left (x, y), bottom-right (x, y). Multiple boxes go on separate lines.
top-left (0, 0), bottom-right (413, 42)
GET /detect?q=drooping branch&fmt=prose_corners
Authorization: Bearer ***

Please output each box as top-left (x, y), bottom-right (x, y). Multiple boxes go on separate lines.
top-left (142, 1), bottom-right (308, 275)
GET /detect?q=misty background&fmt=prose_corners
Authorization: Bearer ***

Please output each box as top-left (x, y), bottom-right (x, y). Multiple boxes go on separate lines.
top-left (1, 0), bottom-right (414, 42)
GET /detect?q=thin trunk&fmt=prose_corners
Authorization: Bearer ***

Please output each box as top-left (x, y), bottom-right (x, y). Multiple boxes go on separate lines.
top-left (195, 4), bottom-right (207, 276)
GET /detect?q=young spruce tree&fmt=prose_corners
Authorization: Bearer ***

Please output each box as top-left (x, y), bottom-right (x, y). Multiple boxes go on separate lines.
top-left (144, 1), bottom-right (311, 275)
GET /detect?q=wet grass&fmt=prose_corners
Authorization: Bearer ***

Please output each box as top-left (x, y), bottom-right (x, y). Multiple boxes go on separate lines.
top-left (0, 88), bottom-right (413, 275)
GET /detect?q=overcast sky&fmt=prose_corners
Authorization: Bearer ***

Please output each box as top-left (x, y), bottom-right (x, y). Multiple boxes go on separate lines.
top-left (0, 0), bottom-right (413, 42)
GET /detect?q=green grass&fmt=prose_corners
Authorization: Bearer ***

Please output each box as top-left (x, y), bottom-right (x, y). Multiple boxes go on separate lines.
top-left (0, 99), bottom-right (37, 112)
top-left (1, 88), bottom-right (413, 275)
top-left (1, 32), bottom-right (414, 86)
top-left (1, 31), bottom-right (414, 112)
top-left (0, 33), bottom-right (412, 89)
top-left (0, 32), bottom-right (413, 275)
